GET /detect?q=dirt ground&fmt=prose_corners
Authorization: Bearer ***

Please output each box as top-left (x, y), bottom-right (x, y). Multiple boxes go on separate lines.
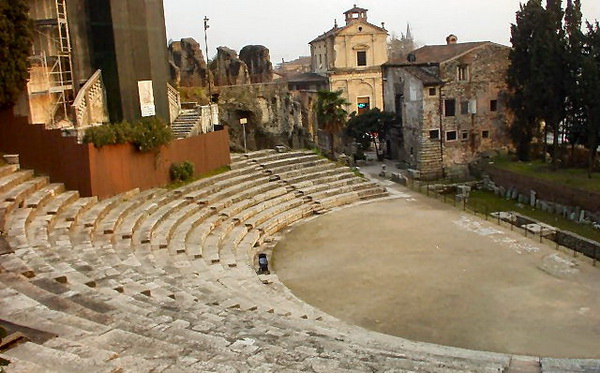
top-left (273, 193), bottom-right (600, 358)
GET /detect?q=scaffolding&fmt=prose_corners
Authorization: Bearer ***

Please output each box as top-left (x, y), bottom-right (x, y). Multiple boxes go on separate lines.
top-left (27, 0), bottom-right (74, 127)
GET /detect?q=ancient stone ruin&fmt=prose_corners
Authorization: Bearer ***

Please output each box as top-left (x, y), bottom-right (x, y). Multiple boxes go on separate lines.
top-left (168, 38), bottom-right (212, 87)
top-left (239, 45), bottom-right (274, 84)
top-left (212, 46), bottom-right (251, 86)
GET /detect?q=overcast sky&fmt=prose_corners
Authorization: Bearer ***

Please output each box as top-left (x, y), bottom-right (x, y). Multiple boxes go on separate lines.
top-left (163, 0), bottom-right (600, 65)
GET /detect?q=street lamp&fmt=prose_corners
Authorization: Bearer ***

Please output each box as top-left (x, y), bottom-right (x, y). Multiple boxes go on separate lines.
top-left (204, 16), bottom-right (213, 129)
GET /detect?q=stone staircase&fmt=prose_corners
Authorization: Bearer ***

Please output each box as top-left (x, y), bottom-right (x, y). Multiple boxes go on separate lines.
top-left (170, 108), bottom-right (202, 139)
top-left (0, 151), bottom-right (598, 372)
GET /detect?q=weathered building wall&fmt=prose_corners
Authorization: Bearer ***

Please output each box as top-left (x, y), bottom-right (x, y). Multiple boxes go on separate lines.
top-left (438, 44), bottom-right (511, 177)
top-left (329, 68), bottom-right (384, 115)
top-left (383, 43), bottom-right (511, 180)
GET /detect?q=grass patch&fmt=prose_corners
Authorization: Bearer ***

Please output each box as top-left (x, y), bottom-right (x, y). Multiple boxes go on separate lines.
top-left (492, 155), bottom-right (600, 193)
top-left (166, 165), bottom-right (231, 190)
top-left (467, 189), bottom-right (600, 243)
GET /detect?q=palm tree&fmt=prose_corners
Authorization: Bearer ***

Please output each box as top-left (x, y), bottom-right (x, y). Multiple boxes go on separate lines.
top-left (315, 90), bottom-right (349, 157)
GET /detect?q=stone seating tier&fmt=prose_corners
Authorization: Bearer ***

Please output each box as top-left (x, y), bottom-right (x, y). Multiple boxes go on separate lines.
top-left (2, 150), bottom-right (591, 372)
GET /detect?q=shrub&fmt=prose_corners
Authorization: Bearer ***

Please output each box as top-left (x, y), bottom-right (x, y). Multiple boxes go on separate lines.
top-left (130, 117), bottom-right (173, 152)
top-left (83, 124), bottom-right (117, 147)
top-left (83, 117), bottom-right (173, 152)
top-left (170, 161), bottom-right (194, 182)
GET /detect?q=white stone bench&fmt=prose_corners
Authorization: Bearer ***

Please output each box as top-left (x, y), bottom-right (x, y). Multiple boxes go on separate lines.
top-left (0, 170), bottom-right (33, 196)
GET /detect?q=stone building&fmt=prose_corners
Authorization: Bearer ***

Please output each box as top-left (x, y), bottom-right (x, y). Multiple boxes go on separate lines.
top-left (309, 5), bottom-right (388, 114)
top-left (383, 36), bottom-right (511, 180)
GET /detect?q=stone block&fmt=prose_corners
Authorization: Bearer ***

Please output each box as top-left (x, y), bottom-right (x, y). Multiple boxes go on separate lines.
top-left (3, 154), bottom-right (19, 165)
top-left (407, 169), bottom-right (421, 180)
top-left (511, 187), bottom-right (519, 200)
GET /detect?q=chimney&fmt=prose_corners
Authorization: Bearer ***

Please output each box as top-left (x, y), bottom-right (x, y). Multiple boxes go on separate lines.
top-left (446, 34), bottom-right (458, 45)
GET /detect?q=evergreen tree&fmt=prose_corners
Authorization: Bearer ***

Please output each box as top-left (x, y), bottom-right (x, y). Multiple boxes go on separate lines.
top-left (534, 0), bottom-right (567, 167)
top-left (0, 0), bottom-right (33, 109)
top-left (507, 0), bottom-right (567, 164)
top-left (581, 21), bottom-right (600, 176)
top-left (563, 0), bottom-right (586, 152)
top-left (315, 90), bottom-right (349, 157)
top-left (507, 0), bottom-right (545, 161)
top-left (344, 108), bottom-right (395, 157)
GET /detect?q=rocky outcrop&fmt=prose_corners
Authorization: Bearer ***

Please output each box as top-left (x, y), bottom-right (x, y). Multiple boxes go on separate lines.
top-left (218, 82), bottom-right (317, 151)
top-left (212, 47), bottom-right (250, 86)
top-left (239, 45), bottom-right (273, 84)
top-left (168, 38), bottom-right (211, 87)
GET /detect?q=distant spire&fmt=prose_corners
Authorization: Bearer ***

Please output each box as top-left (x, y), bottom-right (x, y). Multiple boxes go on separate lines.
top-left (334, 19), bottom-right (338, 28)
top-left (406, 23), bottom-right (413, 41)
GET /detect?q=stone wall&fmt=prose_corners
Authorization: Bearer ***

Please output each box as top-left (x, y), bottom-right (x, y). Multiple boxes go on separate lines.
top-left (383, 43), bottom-right (511, 180)
top-left (217, 83), bottom-right (315, 151)
top-left (439, 43), bottom-right (511, 177)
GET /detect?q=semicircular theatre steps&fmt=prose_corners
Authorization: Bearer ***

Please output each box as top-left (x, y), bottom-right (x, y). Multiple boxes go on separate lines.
top-left (0, 149), bottom-right (573, 372)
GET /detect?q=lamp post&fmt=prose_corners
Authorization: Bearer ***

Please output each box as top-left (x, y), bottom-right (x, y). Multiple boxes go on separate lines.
top-left (240, 118), bottom-right (248, 152)
top-left (204, 16), bottom-right (213, 129)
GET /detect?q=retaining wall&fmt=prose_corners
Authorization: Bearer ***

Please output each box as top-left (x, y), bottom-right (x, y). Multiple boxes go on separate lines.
top-left (0, 109), bottom-right (230, 199)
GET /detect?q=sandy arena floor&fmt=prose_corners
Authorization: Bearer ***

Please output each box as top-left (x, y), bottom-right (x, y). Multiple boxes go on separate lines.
top-left (273, 192), bottom-right (600, 358)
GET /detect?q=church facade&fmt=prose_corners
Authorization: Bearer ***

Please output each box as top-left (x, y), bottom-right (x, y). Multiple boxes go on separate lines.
top-left (309, 6), bottom-right (388, 115)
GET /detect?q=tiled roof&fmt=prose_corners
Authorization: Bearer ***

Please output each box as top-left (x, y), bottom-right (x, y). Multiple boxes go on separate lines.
top-left (310, 21), bottom-right (387, 44)
top-left (286, 72), bottom-right (328, 83)
top-left (344, 6), bottom-right (368, 14)
top-left (402, 66), bottom-right (443, 86)
top-left (410, 42), bottom-right (489, 63)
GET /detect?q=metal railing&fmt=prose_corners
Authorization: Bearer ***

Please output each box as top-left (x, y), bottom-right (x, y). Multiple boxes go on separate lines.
top-left (406, 180), bottom-right (599, 266)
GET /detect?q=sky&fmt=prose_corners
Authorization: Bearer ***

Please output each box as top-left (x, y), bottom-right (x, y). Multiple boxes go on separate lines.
top-left (163, 0), bottom-right (600, 65)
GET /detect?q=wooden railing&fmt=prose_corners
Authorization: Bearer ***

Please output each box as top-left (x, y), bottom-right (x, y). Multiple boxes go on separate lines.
top-left (72, 69), bottom-right (109, 128)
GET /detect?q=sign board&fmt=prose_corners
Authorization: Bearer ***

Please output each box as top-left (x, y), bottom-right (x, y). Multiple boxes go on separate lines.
top-left (240, 118), bottom-right (248, 125)
top-left (138, 80), bottom-right (156, 117)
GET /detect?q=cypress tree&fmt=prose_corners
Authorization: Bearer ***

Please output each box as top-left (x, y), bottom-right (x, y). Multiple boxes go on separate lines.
top-left (0, 0), bottom-right (33, 109)
top-left (581, 21), bottom-right (600, 176)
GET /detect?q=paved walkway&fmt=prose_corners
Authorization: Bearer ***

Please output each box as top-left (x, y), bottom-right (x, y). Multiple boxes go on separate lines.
top-left (274, 159), bottom-right (600, 358)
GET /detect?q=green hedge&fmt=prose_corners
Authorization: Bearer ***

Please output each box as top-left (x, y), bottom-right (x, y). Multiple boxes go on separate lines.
top-left (83, 117), bottom-right (173, 152)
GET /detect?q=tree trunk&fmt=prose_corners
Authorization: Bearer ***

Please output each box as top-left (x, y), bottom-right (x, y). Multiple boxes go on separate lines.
top-left (329, 132), bottom-right (335, 159)
top-left (542, 122), bottom-right (548, 163)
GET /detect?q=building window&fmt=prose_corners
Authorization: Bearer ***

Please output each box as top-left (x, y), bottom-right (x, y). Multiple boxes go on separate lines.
top-left (446, 130), bottom-right (458, 141)
top-left (357, 51), bottom-right (367, 66)
top-left (444, 99), bottom-right (456, 117)
top-left (429, 129), bottom-right (440, 140)
top-left (357, 96), bottom-right (370, 115)
top-left (490, 100), bottom-right (498, 112)
top-left (482, 130), bottom-right (490, 139)
top-left (428, 87), bottom-right (436, 96)
top-left (461, 130), bottom-right (469, 140)
top-left (458, 65), bottom-right (468, 81)
top-left (460, 101), bottom-right (469, 115)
